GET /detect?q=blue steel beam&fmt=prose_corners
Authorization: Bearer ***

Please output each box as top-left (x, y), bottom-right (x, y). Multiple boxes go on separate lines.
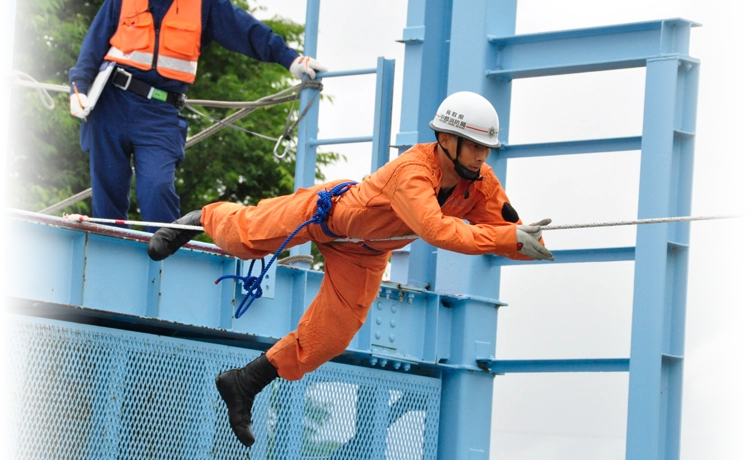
top-left (478, 358), bottom-right (630, 374)
top-left (500, 136), bottom-right (641, 159)
top-left (394, 0), bottom-right (451, 150)
top-left (487, 19), bottom-right (699, 80)
top-left (307, 135), bottom-right (373, 146)
top-left (6, 211), bottom-right (504, 376)
top-left (626, 56), bottom-right (698, 460)
top-left (317, 68), bottom-right (377, 78)
top-left (371, 57), bottom-right (395, 173)
top-left (289, 0), bottom-right (322, 260)
top-left (392, 0), bottom-right (453, 291)
top-left (489, 247), bottom-right (636, 266)
top-left (295, 0), bottom-right (322, 191)
top-left (433, 1), bottom-right (518, 459)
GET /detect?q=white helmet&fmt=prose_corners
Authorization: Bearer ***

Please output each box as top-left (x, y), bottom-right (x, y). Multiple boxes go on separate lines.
top-left (429, 91), bottom-right (501, 148)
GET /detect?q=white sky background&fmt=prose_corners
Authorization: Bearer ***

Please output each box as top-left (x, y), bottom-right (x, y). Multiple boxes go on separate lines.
top-left (258, 1), bottom-right (750, 459)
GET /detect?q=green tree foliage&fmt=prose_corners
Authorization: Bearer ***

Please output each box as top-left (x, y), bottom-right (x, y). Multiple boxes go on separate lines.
top-left (8, 0), bottom-right (341, 227)
top-left (8, 0), bottom-right (98, 213)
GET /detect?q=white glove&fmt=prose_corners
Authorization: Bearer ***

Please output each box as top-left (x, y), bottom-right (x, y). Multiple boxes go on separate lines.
top-left (289, 56), bottom-right (328, 79)
top-left (516, 218), bottom-right (554, 261)
top-left (70, 93), bottom-right (91, 119)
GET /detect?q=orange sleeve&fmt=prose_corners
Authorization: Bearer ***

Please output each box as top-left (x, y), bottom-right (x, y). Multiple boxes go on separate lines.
top-left (385, 163), bottom-right (520, 257)
top-left (460, 176), bottom-right (538, 260)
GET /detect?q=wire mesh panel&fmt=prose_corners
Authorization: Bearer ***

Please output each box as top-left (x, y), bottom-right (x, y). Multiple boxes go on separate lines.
top-left (10, 315), bottom-right (441, 460)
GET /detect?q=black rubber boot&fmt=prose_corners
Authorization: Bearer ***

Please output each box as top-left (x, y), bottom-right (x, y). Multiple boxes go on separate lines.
top-left (147, 210), bottom-right (203, 261)
top-left (215, 353), bottom-right (278, 447)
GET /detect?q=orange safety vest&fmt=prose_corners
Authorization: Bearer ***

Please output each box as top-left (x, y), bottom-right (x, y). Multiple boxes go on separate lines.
top-left (105, 0), bottom-right (202, 83)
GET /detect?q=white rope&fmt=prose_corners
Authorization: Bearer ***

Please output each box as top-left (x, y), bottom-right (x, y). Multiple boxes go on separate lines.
top-left (277, 254), bottom-right (314, 266)
top-left (335, 214), bottom-right (744, 243)
top-left (10, 69), bottom-right (321, 112)
top-left (542, 214), bottom-right (743, 231)
top-left (62, 213), bottom-right (744, 239)
top-left (14, 69), bottom-right (321, 214)
top-left (39, 189), bottom-right (93, 215)
top-left (63, 214), bottom-right (203, 231)
top-left (11, 70), bottom-right (63, 109)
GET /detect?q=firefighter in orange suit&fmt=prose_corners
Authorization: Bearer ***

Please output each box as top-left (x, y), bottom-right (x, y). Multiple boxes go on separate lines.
top-left (69, 0), bottom-right (326, 233)
top-left (148, 91), bottom-right (554, 447)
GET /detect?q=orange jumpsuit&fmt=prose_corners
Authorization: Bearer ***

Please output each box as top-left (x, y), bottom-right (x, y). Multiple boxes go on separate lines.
top-left (201, 142), bottom-right (535, 380)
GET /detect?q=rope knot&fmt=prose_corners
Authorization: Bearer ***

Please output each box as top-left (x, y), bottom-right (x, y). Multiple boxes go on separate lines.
top-left (242, 276), bottom-right (261, 293)
top-left (215, 258), bottom-right (266, 318)
top-left (313, 190), bottom-right (334, 223)
top-left (312, 182), bottom-right (357, 225)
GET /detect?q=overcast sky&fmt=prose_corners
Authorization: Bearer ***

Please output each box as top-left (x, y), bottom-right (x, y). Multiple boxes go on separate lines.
top-left (256, 1), bottom-right (749, 459)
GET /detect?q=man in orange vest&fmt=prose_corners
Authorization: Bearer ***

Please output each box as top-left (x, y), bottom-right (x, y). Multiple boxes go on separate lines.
top-left (148, 91), bottom-right (554, 447)
top-left (69, 0), bottom-right (325, 233)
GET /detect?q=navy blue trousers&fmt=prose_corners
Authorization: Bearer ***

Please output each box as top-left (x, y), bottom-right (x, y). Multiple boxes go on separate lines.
top-left (80, 84), bottom-right (188, 233)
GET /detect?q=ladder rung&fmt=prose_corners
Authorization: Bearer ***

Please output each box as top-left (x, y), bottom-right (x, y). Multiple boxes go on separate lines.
top-left (486, 19), bottom-right (698, 80)
top-left (478, 358), bottom-right (630, 374)
top-left (500, 136), bottom-right (641, 158)
top-left (490, 247), bottom-right (636, 266)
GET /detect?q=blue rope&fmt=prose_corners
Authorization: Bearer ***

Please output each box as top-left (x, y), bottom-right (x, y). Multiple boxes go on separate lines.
top-left (216, 181), bottom-right (358, 319)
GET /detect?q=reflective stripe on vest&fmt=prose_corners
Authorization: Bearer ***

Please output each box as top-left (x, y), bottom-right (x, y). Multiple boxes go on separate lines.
top-left (157, 54), bottom-right (198, 78)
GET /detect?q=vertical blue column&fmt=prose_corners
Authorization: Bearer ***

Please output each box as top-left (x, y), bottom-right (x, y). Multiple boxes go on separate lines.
top-left (290, 0), bottom-right (322, 259)
top-left (371, 57), bottom-right (396, 173)
top-left (434, 1), bottom-right (518, 459)
top-left (626, 56), bottom-right (698, 460)
top-left (0, 0), bottom-right (16, 191)
top-left (392, 0), bottom-right (452, 289)
top-left (395, 0), bottom-right (452, 150)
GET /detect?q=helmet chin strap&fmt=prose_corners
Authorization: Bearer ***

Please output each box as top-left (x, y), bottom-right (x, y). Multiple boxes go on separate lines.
top-left (438, 136), bottom-right (479, 180)
top-left (437, 135), bottom-right (483, 198)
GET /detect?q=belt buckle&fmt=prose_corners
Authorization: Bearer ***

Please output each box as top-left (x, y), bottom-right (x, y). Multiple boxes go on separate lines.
top-left (113, 68), bottom-right (132, 91)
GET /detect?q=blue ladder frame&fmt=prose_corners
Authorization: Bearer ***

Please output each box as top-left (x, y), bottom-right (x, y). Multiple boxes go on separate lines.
top-left (391, 1), bottom-right (699, 458)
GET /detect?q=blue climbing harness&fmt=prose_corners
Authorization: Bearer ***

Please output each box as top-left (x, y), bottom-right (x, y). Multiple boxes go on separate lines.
top-left (216, 181), bottom-right (374, 319)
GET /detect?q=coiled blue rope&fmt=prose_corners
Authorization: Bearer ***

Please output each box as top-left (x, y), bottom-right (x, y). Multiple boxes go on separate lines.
top-left (216, 181), bottom-right (358, 319)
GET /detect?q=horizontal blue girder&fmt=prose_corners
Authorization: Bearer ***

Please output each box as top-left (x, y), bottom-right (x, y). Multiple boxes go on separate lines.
top-left (487, 18), bottom-right (699, 80)
top-left (478, 358), bottom-right (630, 374)
top-left (489, 247), bottom-right (635, 266)
top-left (318, 67), bottom-right (377, 78)
top-left (307, 135), bottom-right (374, 146)
top-left (6, 210), bottom-right (505, 374)
top-left (500, 136), bottom-right (641, 158)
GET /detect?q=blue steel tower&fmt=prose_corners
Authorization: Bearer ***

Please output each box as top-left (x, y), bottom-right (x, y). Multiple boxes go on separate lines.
top-left (392, 1), bottom-right (699, 458)
top-left (7, 1), bottom-right (699, 459)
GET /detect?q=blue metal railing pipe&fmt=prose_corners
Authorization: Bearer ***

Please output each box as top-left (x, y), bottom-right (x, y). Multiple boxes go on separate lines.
top-left (318, 68), bottom-right (377, 78)
top-left (307, 136), bottom-right (373, 147)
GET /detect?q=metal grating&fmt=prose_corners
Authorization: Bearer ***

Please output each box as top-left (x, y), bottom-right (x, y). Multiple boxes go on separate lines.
top-left (9, 315), bottom-right (441, 459)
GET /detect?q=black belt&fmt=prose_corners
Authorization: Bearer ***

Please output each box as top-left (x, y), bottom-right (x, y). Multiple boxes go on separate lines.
top-left (111, 67), bottom-right (186, 110)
